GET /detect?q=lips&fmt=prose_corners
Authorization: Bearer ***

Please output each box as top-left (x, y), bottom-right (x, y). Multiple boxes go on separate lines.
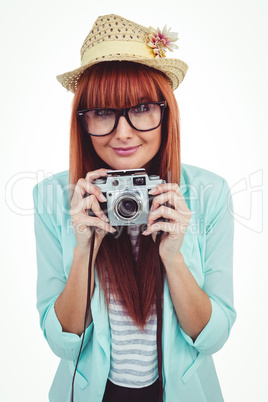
top-left (112, 145), bottom-right (141, 156)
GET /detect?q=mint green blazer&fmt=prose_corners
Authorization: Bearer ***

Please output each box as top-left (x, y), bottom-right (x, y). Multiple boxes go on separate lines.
top-left (33, 163), bottom-right (236, 402)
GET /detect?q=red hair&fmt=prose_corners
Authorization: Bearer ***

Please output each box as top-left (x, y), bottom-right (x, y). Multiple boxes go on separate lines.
top-left (69, 61), bottom-right (182, 328)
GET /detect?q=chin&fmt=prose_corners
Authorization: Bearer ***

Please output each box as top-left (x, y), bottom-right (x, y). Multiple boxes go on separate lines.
top-left (107, 160), bottom-right (145, 171)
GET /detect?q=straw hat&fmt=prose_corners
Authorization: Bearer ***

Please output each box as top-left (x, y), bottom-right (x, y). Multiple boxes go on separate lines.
top-left (56, 14), bottom-right (188, 93)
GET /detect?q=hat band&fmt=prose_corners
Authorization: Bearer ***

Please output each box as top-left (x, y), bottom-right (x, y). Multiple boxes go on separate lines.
top-left (81, 41), bottom-right (156, 66)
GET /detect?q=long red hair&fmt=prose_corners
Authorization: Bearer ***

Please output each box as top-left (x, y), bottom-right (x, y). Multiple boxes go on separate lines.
top-left (69, 61), bottom-right (181, 328)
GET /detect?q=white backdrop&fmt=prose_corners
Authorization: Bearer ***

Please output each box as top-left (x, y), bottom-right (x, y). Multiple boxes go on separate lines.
top-left (1, 0), bottom-right (267, 401)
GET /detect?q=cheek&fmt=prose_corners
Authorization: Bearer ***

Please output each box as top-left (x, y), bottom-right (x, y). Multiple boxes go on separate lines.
top-left (90, 137), bottom-right (108, 155)
top-left (150, 128), bottom-right (162, 151)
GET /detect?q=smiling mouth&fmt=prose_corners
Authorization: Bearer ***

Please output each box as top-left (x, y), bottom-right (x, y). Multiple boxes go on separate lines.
top-left (112, 145), bottom-right (141, 155)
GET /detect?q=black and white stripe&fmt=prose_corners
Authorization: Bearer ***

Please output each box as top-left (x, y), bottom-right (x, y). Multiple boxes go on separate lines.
top-left (107, 225), bottom-right (158, 388)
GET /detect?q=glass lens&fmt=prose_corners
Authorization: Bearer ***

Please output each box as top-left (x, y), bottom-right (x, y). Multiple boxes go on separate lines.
top-left (117, 198), bottom-right (138, 219)
top-left (129, 103), bottom-right (161, 131)
top-left (83, 109), bottom-right (115, 135)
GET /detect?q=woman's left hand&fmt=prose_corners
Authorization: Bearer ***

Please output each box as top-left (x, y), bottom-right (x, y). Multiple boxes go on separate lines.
top-left (142, 183), bottom-right (192, 263)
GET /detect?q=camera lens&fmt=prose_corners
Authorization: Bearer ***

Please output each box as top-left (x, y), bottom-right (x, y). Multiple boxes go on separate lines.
top-left (114, 192), bottom-right (142, 222)
top-left (117, 198), bottom-right (138, 218)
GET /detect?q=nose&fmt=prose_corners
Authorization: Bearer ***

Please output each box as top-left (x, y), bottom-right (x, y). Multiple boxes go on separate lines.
top-left (113, 115), bottom-right (134, 140)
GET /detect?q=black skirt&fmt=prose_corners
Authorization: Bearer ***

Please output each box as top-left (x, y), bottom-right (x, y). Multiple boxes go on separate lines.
top-left (102, 378), bottom-right (160, 402)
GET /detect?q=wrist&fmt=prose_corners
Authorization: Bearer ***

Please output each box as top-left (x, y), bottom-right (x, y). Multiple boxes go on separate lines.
top-left (162, 251), bottom-right (185, 271)
top-left (74, 245), bottom-right (90, 260)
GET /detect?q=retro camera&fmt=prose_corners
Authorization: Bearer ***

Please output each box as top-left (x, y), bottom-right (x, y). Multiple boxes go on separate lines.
top-left (85, 168), bottom-right (166, 226)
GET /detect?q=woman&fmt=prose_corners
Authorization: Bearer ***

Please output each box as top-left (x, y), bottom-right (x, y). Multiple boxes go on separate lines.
top-left (33, 14), bottom-right (236, 402)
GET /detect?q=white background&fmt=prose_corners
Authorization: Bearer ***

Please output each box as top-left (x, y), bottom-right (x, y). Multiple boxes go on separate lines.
top-left (1, 0), bottom-right (267, 401)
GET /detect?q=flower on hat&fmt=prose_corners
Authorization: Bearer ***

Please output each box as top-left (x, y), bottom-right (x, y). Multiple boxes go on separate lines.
top-left (147, 25), bottom-right (179, 58)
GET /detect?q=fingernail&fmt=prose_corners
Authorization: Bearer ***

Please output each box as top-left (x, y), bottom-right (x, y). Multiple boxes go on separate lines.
top-left (102, 213), bottom-right (109, 222)
top-left (148, 188), bottom-right (157, 194)
top-left (110, 227), bottom-right (117, 233)
top-left (100, 193), bottom-right (107, 201)
top-left (142, 230), bottom-right (149, 235)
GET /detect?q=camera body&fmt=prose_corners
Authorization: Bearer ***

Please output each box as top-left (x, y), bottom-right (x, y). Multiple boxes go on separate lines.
top-left (86, 168), bottom-right (165, 226)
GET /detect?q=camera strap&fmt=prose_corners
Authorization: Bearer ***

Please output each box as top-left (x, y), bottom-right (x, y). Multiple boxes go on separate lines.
top-left (70, 227), bottom-right (95, 402)
top-left (155, 232), bottom-right (164, 402)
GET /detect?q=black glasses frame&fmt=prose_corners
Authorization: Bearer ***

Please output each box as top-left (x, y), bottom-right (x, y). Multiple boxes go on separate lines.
top-left (76, 101), bottom-right (167, 137)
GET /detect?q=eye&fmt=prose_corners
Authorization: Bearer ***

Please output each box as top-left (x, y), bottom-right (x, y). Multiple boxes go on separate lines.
top-left (132, 104), bottom-right (150, 114)
top-left (94, 109), bottom-right (114, 117)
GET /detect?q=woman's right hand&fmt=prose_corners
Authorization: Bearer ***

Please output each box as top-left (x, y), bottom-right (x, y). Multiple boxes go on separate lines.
top-left (70, 168), bottom-right (116, 254)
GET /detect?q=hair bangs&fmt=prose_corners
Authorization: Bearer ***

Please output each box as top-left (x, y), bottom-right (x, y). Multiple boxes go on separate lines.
top-left (80, 61), bottom-right (164, 110)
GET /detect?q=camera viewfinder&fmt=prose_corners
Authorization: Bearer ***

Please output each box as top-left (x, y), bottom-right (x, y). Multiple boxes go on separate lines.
top-left (133, 177), bottom-right (145, 186)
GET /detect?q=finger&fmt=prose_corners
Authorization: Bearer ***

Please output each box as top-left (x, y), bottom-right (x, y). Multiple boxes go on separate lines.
top-left (150, 191), bottom-right (178, 211)
top-left (76, 178), bottom-right (107, 204)
top-left (149, 183), bottom-right (182, 196)
top-left (74, 223), bottom-right (88, 234)
top-left (85, 168), bottom-right (108, 182)
top-left (85, 216), bottom-right (116, 233)
top-left (71, 169), bottom-right (108, 207)
top-left (70, 180), bottom-right (86, 207)
top-left (142, 221), bottom-right (185, 237)
top-left (150, 194), bottom-right (192, 218)
top-left (71, 194), bottom-right (109, 222)
top-left (71, 180), bottom-right (107, 211)
top-left (142, 221), bottom-right (177, 235)
top-left (148, 205), bottom-right (180, 225)
top-left (87, 216), bottom-right (116, 233)
top-left (72, 216), bottom-right (116, 233)
top-left (75, 224), bottom-right (111, 240)
top-left (85, 195), bottom-right (110, 222)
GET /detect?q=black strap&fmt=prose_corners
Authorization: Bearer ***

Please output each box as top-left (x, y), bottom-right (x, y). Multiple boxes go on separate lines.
top-left (70, 227), bottom-right (95, 402)
top-left (155, 232), bottom-right (164, 402)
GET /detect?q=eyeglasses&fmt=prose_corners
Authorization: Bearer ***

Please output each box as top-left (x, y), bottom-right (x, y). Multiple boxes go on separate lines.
top-left (76, 101), bottom-right (167, 136)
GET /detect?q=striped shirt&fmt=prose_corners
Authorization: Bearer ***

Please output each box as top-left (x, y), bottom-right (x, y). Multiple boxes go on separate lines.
top-left (107, 225), bottom-right (159, 388)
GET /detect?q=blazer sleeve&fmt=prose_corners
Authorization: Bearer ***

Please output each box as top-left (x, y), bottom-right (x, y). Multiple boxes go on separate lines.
top-left (33, 183), bottom-right (93, 360)
top-left (180, 178), bottom-right (237, 355)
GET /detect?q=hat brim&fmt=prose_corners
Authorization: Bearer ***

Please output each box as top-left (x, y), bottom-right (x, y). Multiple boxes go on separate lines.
top-left (56, 54), bottom-right (188, 93)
